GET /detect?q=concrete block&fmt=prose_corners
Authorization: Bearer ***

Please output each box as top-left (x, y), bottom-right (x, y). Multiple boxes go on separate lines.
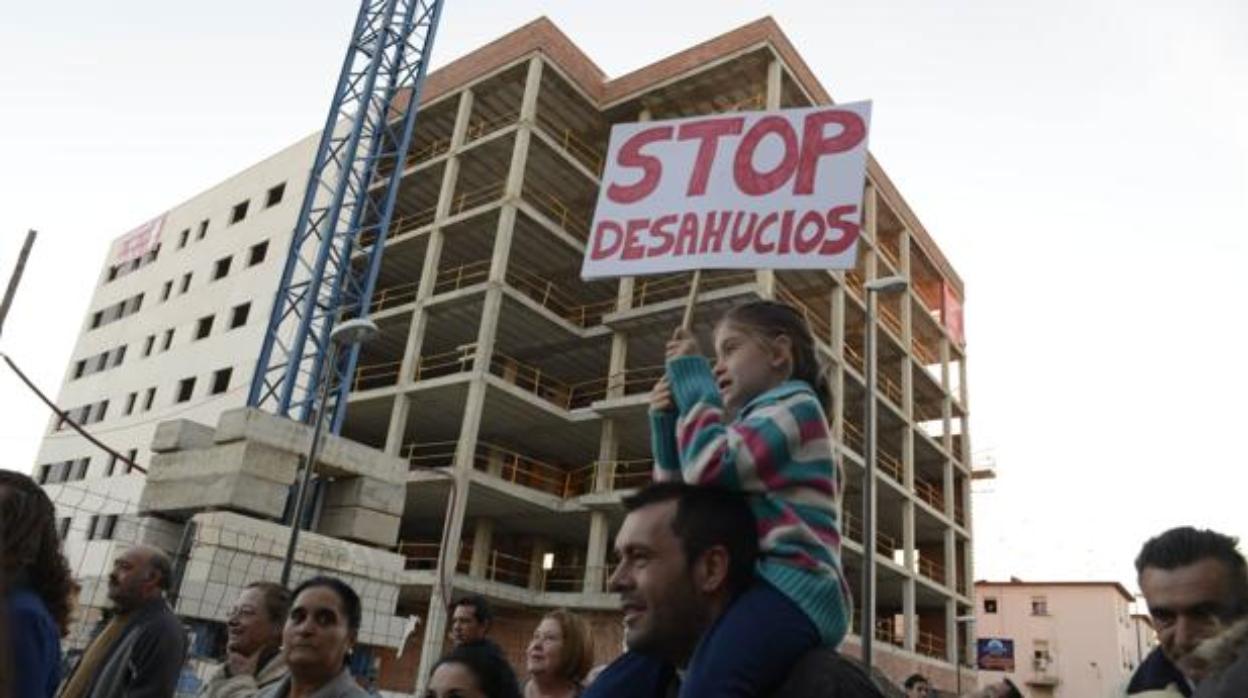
top-left (139, 473), bottom-right (289, 519)
top-left (322, 476), bottom-right (405, 516)
top-left (147, 440), bottom-right (300, 485)
top-left (150, 419), bottom-right (216, 453)
top-left (215, 408), bottom-right (405, 485)
top-left (318, 507), bottom-right (400, 547)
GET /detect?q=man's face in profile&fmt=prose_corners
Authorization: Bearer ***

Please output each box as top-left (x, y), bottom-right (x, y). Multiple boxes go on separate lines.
top-left (609, 500), bottom-right (707, 660)
top-left (1140, 557), bottom-right (1240, 680)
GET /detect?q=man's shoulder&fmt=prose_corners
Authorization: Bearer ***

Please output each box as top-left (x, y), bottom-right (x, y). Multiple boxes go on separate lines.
top-left (770, 649), bottom-right (892, 698)
top-left (582, 652), bottom-right (677, 698)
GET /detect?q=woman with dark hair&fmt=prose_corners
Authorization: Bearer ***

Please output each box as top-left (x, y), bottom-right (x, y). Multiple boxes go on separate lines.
top-left (0, 470), bottom-right (76, 698)
top-left (256, 576), bottom-right (368, 698)
top-left (426, 642), bottom-right (522, 698)
top-left (523, 609), bottom-right (593, 698)
top-left (200, 581), bottom-right (291, 697)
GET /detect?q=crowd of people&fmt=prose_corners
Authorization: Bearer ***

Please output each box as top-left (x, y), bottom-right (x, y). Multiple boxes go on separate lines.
top-left (3, 300), bottom-right (1248, 697)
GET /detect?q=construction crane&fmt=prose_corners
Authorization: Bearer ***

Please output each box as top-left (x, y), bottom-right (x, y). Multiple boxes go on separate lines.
top-left (248, 0), bottom-right (445, 432)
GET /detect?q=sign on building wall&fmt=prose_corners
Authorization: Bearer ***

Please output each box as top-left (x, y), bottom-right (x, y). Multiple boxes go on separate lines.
top-left (112, 214), bottom-right (166, 264)
top-left (581, 103), bottom-right (872, 279)
top-left (977, 637), bottom-right (1016, 671)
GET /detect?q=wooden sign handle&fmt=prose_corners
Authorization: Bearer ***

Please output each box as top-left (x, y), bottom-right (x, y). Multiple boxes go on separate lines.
top-left (681, 269), bottom-right (702, 330)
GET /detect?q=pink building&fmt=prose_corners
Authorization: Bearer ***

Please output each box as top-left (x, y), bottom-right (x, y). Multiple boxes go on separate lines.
top-left (974, 579), bottom-right (1158, 697)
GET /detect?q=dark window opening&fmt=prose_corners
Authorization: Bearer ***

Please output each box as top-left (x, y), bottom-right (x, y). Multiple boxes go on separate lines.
top-left (211, 367), bottom-right (232, 395)
top-left (176, 377), bottom-right (196, 403)
top-left (230, 200), bottom-right (250, 224)
top-left (266, 183), bottom-right (286, 208)
top-left (248, 241), bottom-right (269, 267)
top-left (230, 302), bottom-right (251, 329)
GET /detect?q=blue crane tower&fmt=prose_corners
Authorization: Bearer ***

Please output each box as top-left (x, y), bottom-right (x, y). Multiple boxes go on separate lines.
top-left (248, 0), bottom-right (445, 433)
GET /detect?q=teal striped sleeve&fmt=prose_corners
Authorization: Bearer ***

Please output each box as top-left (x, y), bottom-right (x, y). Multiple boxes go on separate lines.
top-left (649, 409), bottom-right (681, 480)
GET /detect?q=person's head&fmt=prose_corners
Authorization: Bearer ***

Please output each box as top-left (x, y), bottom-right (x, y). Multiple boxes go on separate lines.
top-left (1135, 526), bottom-right (1248, 679)
top-left (714, 301), bottom-right (829, 416)
top-left (427, 642), bottom-right (522, 698)
top-left (227, 581), bottom-right (290, 657)
top-left (608, 482), bottom-right (757, 663)
top-left (0, 470), bottom-right (76, 635)
top-left (283, 576), bottom-right (361, 684)
top-left (449, 594), bottom-right (492, 646)
top-left (903, 673), bottom-right (930, 697)
top-left (107, 544), bottom-right (172, 612)
top-left (526, 608), bottom-right (593, 685)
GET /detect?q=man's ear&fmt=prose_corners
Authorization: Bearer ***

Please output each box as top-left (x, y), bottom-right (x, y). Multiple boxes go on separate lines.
top-left (692, 545), bottom-right (731, 594)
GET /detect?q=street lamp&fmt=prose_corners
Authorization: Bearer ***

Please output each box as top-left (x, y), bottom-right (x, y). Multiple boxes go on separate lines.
top-left (955, 614), bottom-right (977, 695)
top-left (861, 274), bottom-right (908, 675)
top-left (279, 317), bottom-right (381, 587)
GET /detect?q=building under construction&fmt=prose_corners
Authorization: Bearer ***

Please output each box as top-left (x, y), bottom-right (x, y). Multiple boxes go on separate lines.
top-left (34, 16), bottom-right (974, 694)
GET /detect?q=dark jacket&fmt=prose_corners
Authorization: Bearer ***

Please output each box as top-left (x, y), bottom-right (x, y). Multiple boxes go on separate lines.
top-left (1127, 647), bottom-right (1192, 697)
top-left (254, 668), bottom-right (370, 698)
top-left (7, 587), bottom-right (62, 698)
top-left (71, 597), bottom-right (188, 698)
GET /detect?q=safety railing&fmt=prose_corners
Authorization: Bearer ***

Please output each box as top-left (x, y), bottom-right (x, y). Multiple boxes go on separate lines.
top-left (911, 338), bottom-right (939, 366)
top-left (843, 511), bottom-right (898, 557)
top-left (369, 280), bottom-right (422, 313)
top-left (535, 111), bottom-right (605, 174)
top-left (504, 264), bottom-right (615, 327)
top-left (913, 399), bottom-right (943, 424)
top-left (917, 630), bottom-right (947, 659)
top-left (879, 303), bottom-right (903, 337)
top-left (397, 542), bottom-right (443, 571)
top-left (877, 448), bottom-right (903, 483)
top-left (602, 459), bottom-right (654, 491)
top-left (877, 241), bottom-right (901, 271)
top-left (844, 270), bottom-right (865, 300)
top-left (844, 342), bottom-right (865, 373)
top-left (878, 372), bottom-right (904, 406)
top-left (484, 549), bottom-right (532, 587)
top-left (914, 477), bottom-right (944, 512)
top-left (918, 556), bottom-right (946, 585)
top-left (432, 260), bottom-right (492, 296)
top-left (724, 93), bottom-right (765, 112)
top-left (353, 360), bottom-right (404, 391)
top-left (631, 270), bottom-right (755, 308)
top-left (449, 181), bottom-right (507, 218)
top-left (522, 186), bottom-right (592, 240)
top-left (914, 281), bottom-right (944, 319)
top-left (404, 441), bottom-right (458, 470)
top-left (473, 442), bottom-right (594, 498)
top-left (465, 110), bottom-right (520, 143)
top-left (569, 365), bottom-right (665, 404)
top-left (407, 136), bottom-right (452, 167)
top-left (776, 282), bottom-right (832, 345)
top-left (414, 344), bottom-right (478, 381)
top-left (842, 420), bottom-right (865, 454)
top-left (486, 351), bottom-right (595, 410)
top-left (954, 502), bottom-right (967, 527)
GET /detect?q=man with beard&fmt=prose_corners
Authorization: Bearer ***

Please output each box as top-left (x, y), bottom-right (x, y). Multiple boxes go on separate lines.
top-left (1127, 527), bottom-right (1248, 697)
top-left (60, 545), bottom-right (188, 698)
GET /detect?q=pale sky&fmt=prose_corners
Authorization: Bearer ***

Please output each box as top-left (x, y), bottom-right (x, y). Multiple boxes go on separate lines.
top-left (1, 1), bottom-right (1245, 593)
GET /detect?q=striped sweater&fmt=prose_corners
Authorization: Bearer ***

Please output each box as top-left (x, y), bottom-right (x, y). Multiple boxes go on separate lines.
top-left (650, 355), bottom-right (851, 646)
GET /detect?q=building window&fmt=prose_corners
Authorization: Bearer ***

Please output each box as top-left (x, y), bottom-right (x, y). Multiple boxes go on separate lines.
top-left (90, 311), bottom-right (103, 329)
top-left (112, 345), bottom-right (127, 367)
top-left (197, 219), bottom-right (209, 240)
top-left (57, 517), bottom-right (72, 539)
top-left (124, 392), bottom-right (137, 416)
top-left (213, 256), bottom-right (232, 280)
top-left (126, 448), bottom-right (138, 474)
top-left (88, 514), bottom-right (118, 541)
top-left (195, 315), bottom-right (214, 340)
top-left (106, 453), bottom-right (119, 476)
top-left (93, 400), bottom-right (109, 423)
top-left (143, 387), bottom-right (156, 412)
top-left (1031, 596), bottom-right (1049, 616)
top-left (73, 360), bottom-right (86, 379)
top-left (230, 302), bottom-right (251, 329)
top-left (178, 229), bottom-right (190, 248)
top-left (162, 328), bottom-right (175, 351)
top-left (984, 598), bottom-right (998, 614)
top-left (211, 367), bottom-right (232, 395)
top-left (106, 266), bottom-right (119, 282)
top-left (73, 458), bottom-right (90, 480)
top-left (176, 377), bottom-right (196, 403)
top-left (266, 182), bottom-right (286, 208)
top-left (180, 272), bottom-right (192, 294)
top-left (248, 241), bottom-right (269, 267)
top-left (95, 353), bottom-right (109, 372)
top-left (161, 280), bottom-right (173, 301)
top-left (230, 200), bottom-right (250, 224)
top-left (143, 334), bottom-right (156, 357)
top-left (37, 463), bottom-right (52, 484)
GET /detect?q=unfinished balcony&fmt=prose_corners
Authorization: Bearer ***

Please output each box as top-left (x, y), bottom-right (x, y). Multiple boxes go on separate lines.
top-left (534, 66), bottom-right (609, 179)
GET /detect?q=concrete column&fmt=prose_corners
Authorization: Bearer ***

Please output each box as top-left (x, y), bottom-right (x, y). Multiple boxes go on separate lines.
top-left (584, 511), bottom-right (610, 593)
top-left (945, 596), bottom-right (958, 665)
top-left (383, 90), bottom-right (476, 455)
top-left (903, 575), bottom-right (917, 652)
top-left (902, 500), bottom-right (917, 652)
top-left (468, 517), bottom-right (494, 578)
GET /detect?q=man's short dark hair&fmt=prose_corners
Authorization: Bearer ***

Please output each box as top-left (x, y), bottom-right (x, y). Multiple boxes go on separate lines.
top-left (1135, 526), bottom-right (1248, 615)
top-left (145, 547), bottom-right (174, 591)
top-left (293, 576), bottom-right (362, 632)
top-left (903, 673), bottom-right (928, 689)
top-left (450, 594), bottom-right (493, 627)
top-left (434, 642), bottom-right (522, 698)
top-left (622, 482), bottom-right (758, 597)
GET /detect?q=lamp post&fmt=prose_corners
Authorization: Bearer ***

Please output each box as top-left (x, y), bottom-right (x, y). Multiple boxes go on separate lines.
top-left (861, 275), bottom-right (907, 674)
top-left (955, 614), bottom-right (977, 695)
top-left (279, 317), bottom-right (380, 587)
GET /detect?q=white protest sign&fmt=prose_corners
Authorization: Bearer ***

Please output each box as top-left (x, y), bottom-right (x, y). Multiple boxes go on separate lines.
top-left (581, 102), bottom-right (872, 279)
